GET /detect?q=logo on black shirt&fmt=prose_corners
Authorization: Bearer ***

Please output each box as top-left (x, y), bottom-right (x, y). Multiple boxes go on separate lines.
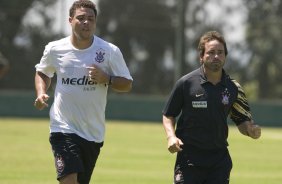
top-left (221, 88), bottom-right (230, 105)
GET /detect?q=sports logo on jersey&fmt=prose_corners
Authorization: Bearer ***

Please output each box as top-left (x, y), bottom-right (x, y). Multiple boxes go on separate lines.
top-left (95, 48), bottom-right (105, 63)
top-left (174, 165), bottom-right (184, 183)
top-left (192, 101), bottom-right (207, 108)
top-left (55, 155), bottom-right (65, 174)
top-left (221, 88), bottom-right (230, 105)
top-left (62, 76), bottom-right (95, 85)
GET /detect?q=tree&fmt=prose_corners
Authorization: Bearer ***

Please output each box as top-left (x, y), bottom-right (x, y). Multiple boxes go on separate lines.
top-left (0, 0), bottom-right (60, 89)
top-left (244, 0), bottom-right (282, 99)
top-left (97, 0), bottom-right (175, 94)
top-left (96, 0), bottom-right (249, 95)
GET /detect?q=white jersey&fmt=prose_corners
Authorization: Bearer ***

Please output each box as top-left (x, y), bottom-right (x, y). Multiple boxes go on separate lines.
top-left (35, 36), bottom-right (133, 142)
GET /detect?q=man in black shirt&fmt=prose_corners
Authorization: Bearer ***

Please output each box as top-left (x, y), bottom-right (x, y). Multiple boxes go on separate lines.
top-left (162, 31), bottom-right (261, 184)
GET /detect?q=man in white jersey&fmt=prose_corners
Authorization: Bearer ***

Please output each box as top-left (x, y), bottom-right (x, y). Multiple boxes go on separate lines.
top-left (34, 1), bottom-right (133, 184)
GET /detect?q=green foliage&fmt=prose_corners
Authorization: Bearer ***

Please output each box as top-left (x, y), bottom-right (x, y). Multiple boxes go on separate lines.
top-left (242, 81), bottom-right (259, 100)
top-left (0, 0), bottom-right (281, 99)
top-left (97, 0), bottom-right (175, 94)
top-left (0, 0), bottom-right (60, 89)
top-left (0, 118), bottom-right (282, 184)
top-left (244, 0), bottom-right (282, 99)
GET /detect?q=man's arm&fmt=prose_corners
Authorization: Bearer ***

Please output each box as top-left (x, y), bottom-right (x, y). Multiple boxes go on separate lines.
top-left (230, 79), bottom-right (261, 139)
top-left (237, 120), bottom-right (261, 139)
top-left (108, 76), bottom-right (132, 92)
top-left (87, 65), bottom-right (132, 92)
top-left (163, 115), bottom-right (183, 153)
top-left (34, 71), bottom-right (51, 110)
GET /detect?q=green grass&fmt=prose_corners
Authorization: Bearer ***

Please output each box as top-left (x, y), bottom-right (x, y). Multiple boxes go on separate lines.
top-left (0, 117), bottom-right (281, 184)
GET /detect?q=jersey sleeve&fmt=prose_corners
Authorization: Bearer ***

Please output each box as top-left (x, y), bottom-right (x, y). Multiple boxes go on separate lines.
top-left (229, 79), bottom-right (252, 125)
top-left (35, 43), bottom-right (56, 78)
top-left (108, 46), bottom-right (133, 81)
top-left (162, 79), bottom-right (184, 118)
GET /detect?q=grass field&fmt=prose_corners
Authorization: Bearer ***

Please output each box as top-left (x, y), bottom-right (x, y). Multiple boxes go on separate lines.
top-left (0, 117), bottom-right (281, 184)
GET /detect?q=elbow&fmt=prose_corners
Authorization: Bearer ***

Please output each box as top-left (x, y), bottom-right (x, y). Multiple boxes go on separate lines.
top-left (113, 80), bottom-right (132, 92)
top-left (125, 81), bottom-right (133, 92)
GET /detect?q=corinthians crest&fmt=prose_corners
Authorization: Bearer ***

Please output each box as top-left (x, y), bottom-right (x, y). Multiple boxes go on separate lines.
top-left (55, 155), bottom-right (65, 174)
top-left (95, 48), bottom-right (105, 63)
top-left (221, 88), bottom-right (230, 105)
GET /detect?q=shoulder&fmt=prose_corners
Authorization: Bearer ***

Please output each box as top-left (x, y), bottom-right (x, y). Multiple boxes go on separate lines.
top-left (227, 77), bottom-right (248, 100)
top-left (45, 37), bottom-right (70, 52)
top-left (173, 68), bottom-right (201, 90)
top-left (178, 68), bottom-right (201, 84)
top-left (221, 70), bottom-right (242, 92)
top-left (230, 78), bottom-right (244, 92)
top-left (94, 36), bottom-right (120, 52)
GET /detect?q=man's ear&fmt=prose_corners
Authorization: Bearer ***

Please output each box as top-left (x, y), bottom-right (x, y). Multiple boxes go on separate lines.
top-left (199, 57), bottom-right (203, 65)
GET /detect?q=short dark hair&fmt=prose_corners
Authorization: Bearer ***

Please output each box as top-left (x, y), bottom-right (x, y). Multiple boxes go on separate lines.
top-left (198, 31), bottom-right (228, 57)
top-left (69, 0), bottom-right (97, 18)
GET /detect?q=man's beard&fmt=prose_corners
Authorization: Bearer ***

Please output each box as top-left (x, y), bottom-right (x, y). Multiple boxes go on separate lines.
top-left (203, 59), bottom-right (224, 72)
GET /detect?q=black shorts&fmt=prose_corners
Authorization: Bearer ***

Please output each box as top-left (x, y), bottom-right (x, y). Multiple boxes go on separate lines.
top-left (49, 132), bottom-right (103, 184)
top-left (174, 145), bottom-right (232, 184)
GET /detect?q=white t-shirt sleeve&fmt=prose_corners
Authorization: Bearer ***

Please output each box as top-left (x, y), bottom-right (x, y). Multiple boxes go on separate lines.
top-left (35, 43), bottom-right (56, 78)
top-left (109, 47), bottom-right (133, 80)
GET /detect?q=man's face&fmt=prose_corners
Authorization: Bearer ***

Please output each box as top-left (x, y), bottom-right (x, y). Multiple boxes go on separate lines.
top-left (69, 7), bottom-right (96, 41)
top-left (200, 40), bottom-right (226, 72)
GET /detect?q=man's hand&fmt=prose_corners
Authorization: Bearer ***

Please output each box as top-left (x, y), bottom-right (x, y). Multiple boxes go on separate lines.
top-left (87, 65), bottom-right (109, 84)
top-left (238, 120), bottom-right (261, 139)
top-left (247, 121), bottom-right (261, 139)
top-left (34, 94), bottom-right (49, 110)
top-left (167, 136), bottom-right (184, 154)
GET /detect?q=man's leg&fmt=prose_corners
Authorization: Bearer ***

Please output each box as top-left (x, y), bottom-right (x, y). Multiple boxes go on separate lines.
top-left (59, 173), bottom-right (79, 184)
top-left (174, 152), bottom-right (207, 184)
top-left (205, 151), bottom-right (232, 184)
top-left (50, 133), bottom-right (83, 183)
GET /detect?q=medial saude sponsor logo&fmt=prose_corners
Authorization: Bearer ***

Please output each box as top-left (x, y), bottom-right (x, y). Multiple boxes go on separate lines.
top-left (62, 76), bottom-right (95, 85)
top-left (62, 76), bottom-right (97, 91)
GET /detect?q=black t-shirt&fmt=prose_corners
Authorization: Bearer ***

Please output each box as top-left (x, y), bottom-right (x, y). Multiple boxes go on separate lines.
top-left (163, 67), bottom-right (252, 150)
